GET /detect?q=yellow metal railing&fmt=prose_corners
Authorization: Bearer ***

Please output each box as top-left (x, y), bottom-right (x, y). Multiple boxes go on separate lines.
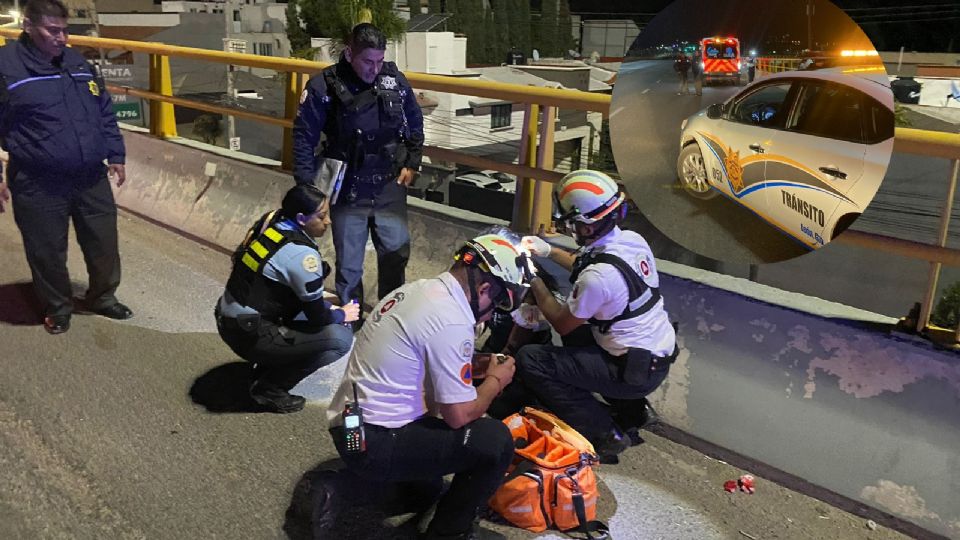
top-left (4, 30), bottom-right (960, 331)
top-left (0, 29), bottom-right (608, 233)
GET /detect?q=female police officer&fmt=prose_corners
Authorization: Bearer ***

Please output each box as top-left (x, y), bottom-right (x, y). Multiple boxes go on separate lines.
top-left (215, 184), bottom-right (359, 413)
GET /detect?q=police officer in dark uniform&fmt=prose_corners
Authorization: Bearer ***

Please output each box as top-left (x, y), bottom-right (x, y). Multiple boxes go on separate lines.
top-left (215, 184), bottom-right (359, 413)
top-left (293, 23), bottom-right (424, 320)
top-left (0, 0), bottom-right (132, 334)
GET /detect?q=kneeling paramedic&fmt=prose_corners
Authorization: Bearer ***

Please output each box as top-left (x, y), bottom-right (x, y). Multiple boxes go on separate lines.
top-left (325, 233), bottom-right (532, 540)
top-left (215, 184), bottom-right (359, 413)
top-left (293, 23), bottom-right (424, 316)
top-left (514, 170), bottom-right (678, 462)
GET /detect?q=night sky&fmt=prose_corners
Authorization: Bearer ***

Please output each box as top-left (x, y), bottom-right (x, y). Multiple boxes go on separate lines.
top-left (568, 0), bottom-right (960, 52)
top-left (626, 0), bottom-right (873, 52)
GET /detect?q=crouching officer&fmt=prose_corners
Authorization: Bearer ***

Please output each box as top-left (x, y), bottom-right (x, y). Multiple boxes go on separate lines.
top-left (322, 233), bottom-right (532, 540)
top-left (215, 184), bottom-right (359, 413)
top-left (293, 23), bottom-right (424, 319)
top-left (513, 170), bottom-right (678, 463)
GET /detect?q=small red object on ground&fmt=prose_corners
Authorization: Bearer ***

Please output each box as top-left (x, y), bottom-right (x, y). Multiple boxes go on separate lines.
top-left (738, 474), bottom-right (755, 494)
top-left (723, 480), bottom-right (738, 492)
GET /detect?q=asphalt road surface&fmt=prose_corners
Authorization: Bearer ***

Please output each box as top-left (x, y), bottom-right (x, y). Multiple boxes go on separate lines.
top-left (0, 209), bottom-right (918, 539)
top-left (610, 59), bottom-right (811, 264)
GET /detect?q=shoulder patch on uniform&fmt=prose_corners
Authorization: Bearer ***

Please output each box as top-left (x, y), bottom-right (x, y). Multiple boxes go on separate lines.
top-left (460, 340), bottom-right (473, 358)
top-left (299, 88), bottom-right (308, 105)
top-left (88, 80), bottom-right (100, 97)
top-left (380, 75), bottom-right (397, 90)
top-left (302, 254), bottom-right (320, 273)
top-left (372, 292), bottom-right (406, 322)
top-left (459, 363), bottom-right (473, 386)
top-left (640, 259), bottom-right (651, 277)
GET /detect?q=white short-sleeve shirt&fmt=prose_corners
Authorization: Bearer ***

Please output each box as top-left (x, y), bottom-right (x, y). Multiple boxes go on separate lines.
top-left (566, 227), bottom-right (676, 357)
top-left (326, 272), bottom-right (478, 429)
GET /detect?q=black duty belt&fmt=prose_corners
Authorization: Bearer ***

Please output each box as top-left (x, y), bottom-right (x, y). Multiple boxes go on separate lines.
top-left (350, 173), bottom-right (394, 185)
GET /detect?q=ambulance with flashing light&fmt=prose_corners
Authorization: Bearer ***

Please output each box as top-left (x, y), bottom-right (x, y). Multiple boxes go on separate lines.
top-left (700, 36), bottom-right (742, 85)
top-left (676, 66), bottom-right (894, 250)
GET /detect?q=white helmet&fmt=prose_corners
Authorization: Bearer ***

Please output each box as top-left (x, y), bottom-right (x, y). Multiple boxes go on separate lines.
top-left (553, 169), bottom-right (625, 225)
top-left (455, 233), bottom-right (532, 312)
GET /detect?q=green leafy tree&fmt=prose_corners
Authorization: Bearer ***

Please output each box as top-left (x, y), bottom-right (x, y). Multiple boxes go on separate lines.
top-left (296, 0), bottom-right (406, 46)
top-left (539, 0), bottom-right (558, 57)
top-left (558, 0), bottom-right (574, 57)
top-left (463, 0), bottom-right (485, 64)
top-left (410, 0), bottom-right (422, 16)
top-left (932, 281), bottom-right (960, 329)
top-left (515, 0), bottom-right (532, 56)
top-left (491, 0), bottom-right (510, 65)
top-left (482, 6), bottom-right (495, 64)
top-left (192, 114), bottom-right (222, 145)
top-left (428, 0), bottom-right (441, 14)
top-left (285, 0), bottom-right (311, 54)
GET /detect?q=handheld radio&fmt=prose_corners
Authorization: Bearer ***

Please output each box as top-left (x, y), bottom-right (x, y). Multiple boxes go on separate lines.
top-left (342, 382), bottom-right (366, 454)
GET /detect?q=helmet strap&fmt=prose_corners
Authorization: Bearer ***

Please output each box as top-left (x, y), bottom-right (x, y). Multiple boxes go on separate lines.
top-left (466, 266), bottom-right (496, 321)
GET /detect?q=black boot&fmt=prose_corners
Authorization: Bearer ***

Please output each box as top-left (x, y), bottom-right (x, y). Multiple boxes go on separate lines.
top-left (249, 381), bottom-right (306, 413)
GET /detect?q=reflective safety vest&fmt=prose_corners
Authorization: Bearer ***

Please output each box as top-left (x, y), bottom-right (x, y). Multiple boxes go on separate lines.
top-left (569, 251), bottom-right (662, 334)
top-left (225, 211), bottom-right (325, 323)
top-left (320, 62), bottom-right (409, 202)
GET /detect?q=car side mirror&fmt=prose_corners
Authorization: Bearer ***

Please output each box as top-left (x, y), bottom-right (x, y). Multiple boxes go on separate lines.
top-left (706, 103), bottom-right (724, 119)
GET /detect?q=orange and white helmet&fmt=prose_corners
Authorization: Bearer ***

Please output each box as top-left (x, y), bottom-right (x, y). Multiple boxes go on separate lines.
top-left (454, 232), bottom-right (532, 311)
top-left (554, 169), bottom-right (625, 225)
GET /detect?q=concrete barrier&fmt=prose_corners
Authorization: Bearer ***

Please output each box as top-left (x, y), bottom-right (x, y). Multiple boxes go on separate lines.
top-left (120, 129), bottom-right (960, 538)
top-left (117, 128), bottom-right (502, 307)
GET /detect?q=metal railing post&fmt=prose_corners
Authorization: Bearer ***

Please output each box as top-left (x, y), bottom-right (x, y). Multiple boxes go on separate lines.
top-left (281, 71), bottom-right (305, 171)
top-left (530, 105), bottom-right (557, 233)
top-left (513, 103), bottom-right (541, 233)
top-left (918, 157), bottom-right (960, 333)
top-left (148, 54), bottom-right (177, 138)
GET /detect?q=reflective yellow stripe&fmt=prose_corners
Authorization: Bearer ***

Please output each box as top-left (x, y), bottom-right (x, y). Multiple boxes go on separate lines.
top-left (263, 227), bottom-right (283, 243)
top-left (249, 240), bottom-right (269, 259)
top-left (241, 253), bottom-right (260, 272)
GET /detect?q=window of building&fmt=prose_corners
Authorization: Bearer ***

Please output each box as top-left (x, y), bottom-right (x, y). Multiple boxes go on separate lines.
top-left (491, 104), bottom-right (511, 129)
top-left (455, 108), bottom-right (472, 117)
top-left (256, 43), bottom-right (274, 57)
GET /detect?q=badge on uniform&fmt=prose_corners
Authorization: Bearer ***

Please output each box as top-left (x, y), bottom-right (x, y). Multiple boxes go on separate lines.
top-left (380, 76), bottom-right (397, 90)
top-left (88, 80), bottom-right (100, 97)
top-left (299, 88), bottom-right (308, 105)
top-left (302, 254), bottom-right (320, 273)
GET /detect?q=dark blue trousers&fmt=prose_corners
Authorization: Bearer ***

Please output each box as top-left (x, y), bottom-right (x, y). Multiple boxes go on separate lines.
top-left (514, 328), bottom-right (670, 444)
top-left (330, 182), bottom-right (409, 307)
top-left (331, 416), bottom-right (513, 537)
top-left (9, 165), bottom-right (121, 317)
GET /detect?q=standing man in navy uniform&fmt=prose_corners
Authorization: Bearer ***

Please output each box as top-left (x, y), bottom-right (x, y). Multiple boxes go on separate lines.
top-left (0, 0), bottom-right (132, 334)
top-left (293, 23), bottom-right (424, 323)
top-left (215, 184), bottom-right (359, 413)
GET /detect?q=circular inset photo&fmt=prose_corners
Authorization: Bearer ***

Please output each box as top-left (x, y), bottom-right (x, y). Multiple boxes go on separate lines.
top-left (610, 0), bottom-right (894, 264)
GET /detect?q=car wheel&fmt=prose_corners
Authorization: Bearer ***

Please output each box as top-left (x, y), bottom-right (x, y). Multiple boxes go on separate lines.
top-left (677, 144), bottom-right (717, 199)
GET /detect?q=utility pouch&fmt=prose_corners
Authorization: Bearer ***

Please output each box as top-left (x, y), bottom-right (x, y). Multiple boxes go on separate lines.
top-left (235, 313), bottom-right (262, 333)
top-left (615, 348), bottom-right (654, 386)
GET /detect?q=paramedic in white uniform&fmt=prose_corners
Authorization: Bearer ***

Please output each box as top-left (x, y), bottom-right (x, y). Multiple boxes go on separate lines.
top-left (517, 170), bottom-right (678, 463)
top-left (325, 232), bottom-right (532, 540)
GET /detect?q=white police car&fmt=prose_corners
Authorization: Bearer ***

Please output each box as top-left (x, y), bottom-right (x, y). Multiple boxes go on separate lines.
top-left (677, 66), bottom-right (894, 249)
